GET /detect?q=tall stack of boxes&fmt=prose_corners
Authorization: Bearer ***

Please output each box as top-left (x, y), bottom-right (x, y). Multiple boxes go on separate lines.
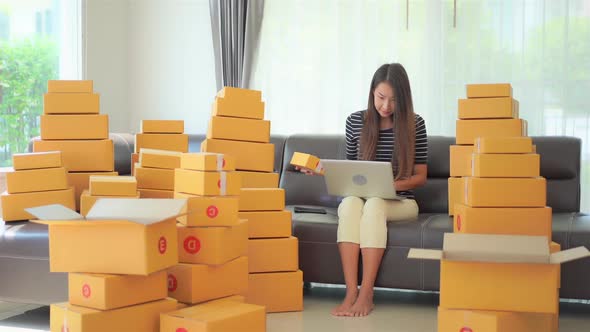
top-left (168, 152), bottom-right (250, 310)
top-left (1, 151), bottom-right (75, 221)
top-left (79, 175), bottom-right (140, 216)
top-left (33, 80), bottom-right (116, 211)
top-left (203, 86), bottom-right (303, 313)
top-left (133, 120), bottom-right (188, 178)
top-left (136, 149), bottom-right (182, 199)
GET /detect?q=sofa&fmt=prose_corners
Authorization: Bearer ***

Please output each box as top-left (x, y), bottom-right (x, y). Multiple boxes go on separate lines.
top-left (0, 133), bottom-right (588, 305)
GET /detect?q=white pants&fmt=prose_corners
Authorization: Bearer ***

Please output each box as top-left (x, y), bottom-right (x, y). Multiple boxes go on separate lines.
top-left (337, 196), bottom-right (419, 248)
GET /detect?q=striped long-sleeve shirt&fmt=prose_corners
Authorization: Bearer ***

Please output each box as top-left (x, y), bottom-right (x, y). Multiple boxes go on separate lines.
top-left (345, 110), bottom-right (428, 199)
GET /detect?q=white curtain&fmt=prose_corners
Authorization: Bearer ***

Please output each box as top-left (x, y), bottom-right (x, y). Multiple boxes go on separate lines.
top-left (251, 0), bottom-right (590, 211)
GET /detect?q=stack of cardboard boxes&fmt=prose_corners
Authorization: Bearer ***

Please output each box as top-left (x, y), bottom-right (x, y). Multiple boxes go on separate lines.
top-left (27, 198), bottom-right (185, 332)
top-left (202, 86), bottom-right (302, 313)
top-left (133, 120), bottom-right (188, 175)
top-left (136, 148), bottom-right (183, 199)
top-left (79, 175), bottom-right (139, 216)
top-left (1, 151), bottom-right (75, 221)
top-left (33, 80), bottom-right (116, 211)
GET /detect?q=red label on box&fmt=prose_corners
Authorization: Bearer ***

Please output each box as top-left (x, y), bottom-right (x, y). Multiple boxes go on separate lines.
top-left (82, 284), bottom-right (91, 298)
top-left (61, 326), bottom-right (69, 332)
top-left (184, 236), bottom-right (201, 254)
top-left (176, 328), bottom-right (188, 332)
top-left (457, 215), bottom-right (462, 231)
top-left (167, 274), bottom-right (178, 292)
top-left (460, 327), bottom-right (473, 332)
top-left (159, 236), bottom-right (167, 254)
top-left (217, 179), bottom-right (221, 188)
top-left (206, 205), bottom-right (219, 218)
top-left (222, 158), bottom-right (226, 167)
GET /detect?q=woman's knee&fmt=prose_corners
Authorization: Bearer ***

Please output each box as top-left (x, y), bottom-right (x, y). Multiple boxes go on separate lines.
top-left (363, 197), bottom-right (386, 215)
top-left (338, 196), bottom-right (364, 217)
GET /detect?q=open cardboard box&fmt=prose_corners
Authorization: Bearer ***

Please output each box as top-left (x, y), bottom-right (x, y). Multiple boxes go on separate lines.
top-left (27, 198), bottom-right (187, 275)
top-left (409, 233), bottom-right (590, 313)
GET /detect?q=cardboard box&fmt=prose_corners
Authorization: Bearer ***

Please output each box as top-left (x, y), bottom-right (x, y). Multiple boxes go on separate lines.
top-left (89, 175), bottom-right (137, 196)
top-left (174, 169), bottom-right (241, 196)
top-left (139, 188), bottom-right (174, 198)
top-left (458, 97), bottom-right (518, 119)
top-left (68, 171), bottom-right (118, 210)
top-left (466, 83), bottom-right (512, 98)
top-left (455, 119), bottom-right (526, 145)
top-left (248, 237), bottom-right (298, 273)
top-left (212, 97), bottom-right (265, 120)
top-left (180, 153), bottom-right (236, 172)
top-left (136, 165), bottom-right (175, 190)
top-left (139, 149), bottom-right (182, 169)
top-left (135, 133), bottom-right (188, 153)
top-left (167, 256), bottom-right (248, 304)
top-left (80, 189), bottom-right (140, 217)
top-left (43, 93), bottom-right (100, 114)
top-left (238, 210), bottom-right (292, 238)
top-left (448, 177), bottom-right (463, 216)
top-left (453, 204), bottom-right (552, 240)
top-left (12, 151), bottom-right (62, 170)
top-left (207, 116), bottom-right (270, 143)
top-left (235, 171), bottom-right (279, 188)
top-left (409, 233), bottom-right (590, 313)
top-left (449, 145), bottom-right (473, 177)
top-left (160, 296), bottom-right (265, 332)
top-left (464, 177), bottom-right (546, 207)
top-left (246, 270), bottom-right (303, 313)
top-left (472, 153), bottom-right (540, 177)
top-left (174, 192), bottom-right (239, 227)
top-left (551, 241), bottom-right (561, 253)
top-left (141, 120), bottom-right (184, 134)
top-left (132, 153), bottom-right (139, 175)
top-left (27, 199), bottom-right (185, 275)
top-left (438, 307), bottom-right (556, 332)
top-left (475, 136), bottom-right (534, 154)
top-left (48, 80), bottom-right (93, 93)
top-left (1, 187), bottom-right (75, 222)
top-left (68, 270), bottom-right (167, 310)
top-left (50, 298), bottom-right (177, 332)
top-left (33, 139), bottom-right (114, 172)
top-left (239, 188), bottom-right (285, 211)
top-left (6, 167), bottom-right (68, 194)
top-left (290, 152), bottom-right (324, 174)
top-left (40, 114), bottom-right (109, 140)
top-left (216, 86), bottom-right (262, 102)
top-left (177, 220), bottom-right (247, 265)
top-left (201, 138), bottom-right (274, 172)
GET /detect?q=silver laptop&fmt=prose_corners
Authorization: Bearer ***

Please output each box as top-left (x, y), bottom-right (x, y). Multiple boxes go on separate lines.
top-left (322, 159), bottom-right (404, 200)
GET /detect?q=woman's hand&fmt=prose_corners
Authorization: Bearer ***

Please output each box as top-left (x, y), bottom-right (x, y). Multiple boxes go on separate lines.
top-left (295, 166), bottom-right (316, 176)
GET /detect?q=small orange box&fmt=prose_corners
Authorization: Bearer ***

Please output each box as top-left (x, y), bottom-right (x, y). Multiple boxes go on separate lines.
top-left (448, 177), bottom-right (463, 216)
top-left (40, 114), bottom-right (109, 140)
top-left (453, 204), bottom-right (552, 241)
top-left (167, 256), bottom-right (248, 304)
top-left (180, 153), bottom-right (236, 172)
top-left (201, 138), bottom-right (274, 172)
top-left (80, 189), bottom-right (140, 217)
top-left (48, 80), bottom-right (93, 93)
top-left (456, 119), bottom-right (526, 145)
top-left (290, 152), bottom-right (324, 174)
top-left (246, 270), bottom-right (303, 313)
top-left (12, 151), bottom-right (62, 170)
top-left (458, 97), bottom-right (518, 119)
top-left (132, 153), bottom-right (139, 175)
top-left (160, 296), bottom-right (265, 332)
top-left (438, 307), bottom-right (556, 332)
top-left (50, 298), bottom-right (177, 332)
top-left (464, 177), bottom-right (546, 207)
top-left (248, 237), bottom-right (298, 273)
top-left (472, 153), bottom-right (540, 177)
top-left (449, 145), bottom-right (473, 177)
top-left (68, 171), bottom-right (118, 210)
top-left (212, 97), bottom-right (265, 120)
top-left (136, 165), bottom-right (175, 190)
top-left (174, 169), bottom-right (241, 196)
top-left (475, 136), bottom-right (534, 154)
top-left (89, 175), bottom-right (137, 196)
top-left (177, 220), bottom-right (248, 265)
top-left (1, 187), bottom-right (75, 222)
top-left (207, 116), bottom-right (270, 143)
top-left (135, 133), bottom-right (188, 153)
top-left (235, 171), bottom-right (279, 188)
top-left (141, 120), bottom-right (184, 134)
top-left (68, 270), bottom-right (167, 310)
top-left (43, 93), bottom-right (100, 114)
top-left (138, 188), bottom-right (174, 198)
top-left (239, 188), bottom-right (285, 211)
top-left (6, 167), bottom-right (68, 194)
top-left (239, 210), bottom-right (292, 238)
top-left (550, 241), bottom-right (561, 253)
top-left (33, 139), bottom-right (114, 172)
top-left (217, 86), bottom-right (262, 102)
top-left (466, 83), bottom-right (512, 98)
top-left (139, 149), bottom-right (182, 169)
top-left (174, 192), bottom-right (239, 227)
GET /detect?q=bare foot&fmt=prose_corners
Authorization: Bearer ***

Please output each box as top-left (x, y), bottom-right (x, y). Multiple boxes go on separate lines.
top-left (331, 289), bottom-right (358, 316)
top-left (345, 290), bottom-right (374, 317)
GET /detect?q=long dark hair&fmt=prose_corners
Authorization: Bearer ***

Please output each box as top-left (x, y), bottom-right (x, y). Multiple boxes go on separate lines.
top-left (359, 63), bottom-right (415, 180)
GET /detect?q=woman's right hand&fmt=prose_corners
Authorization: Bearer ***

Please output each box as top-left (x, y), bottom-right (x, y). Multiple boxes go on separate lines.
top-left (295, 166), bottom-right (316, 176)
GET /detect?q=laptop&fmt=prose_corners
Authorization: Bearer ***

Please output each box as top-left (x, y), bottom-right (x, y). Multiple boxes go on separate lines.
top-left (321, 159), bottom-right (405, 200)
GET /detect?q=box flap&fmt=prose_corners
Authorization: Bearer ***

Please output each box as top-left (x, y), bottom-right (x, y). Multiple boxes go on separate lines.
top-left (549, 246), bottom-right (590, 264)
top-left (25, 204), bottom-right (84, 221)
top-left (443, 233), bottom-right (549, 264)
top-left (408, 248), bottom-right (443, 260)
top-left (85, 198), bottom-right (187, 224)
